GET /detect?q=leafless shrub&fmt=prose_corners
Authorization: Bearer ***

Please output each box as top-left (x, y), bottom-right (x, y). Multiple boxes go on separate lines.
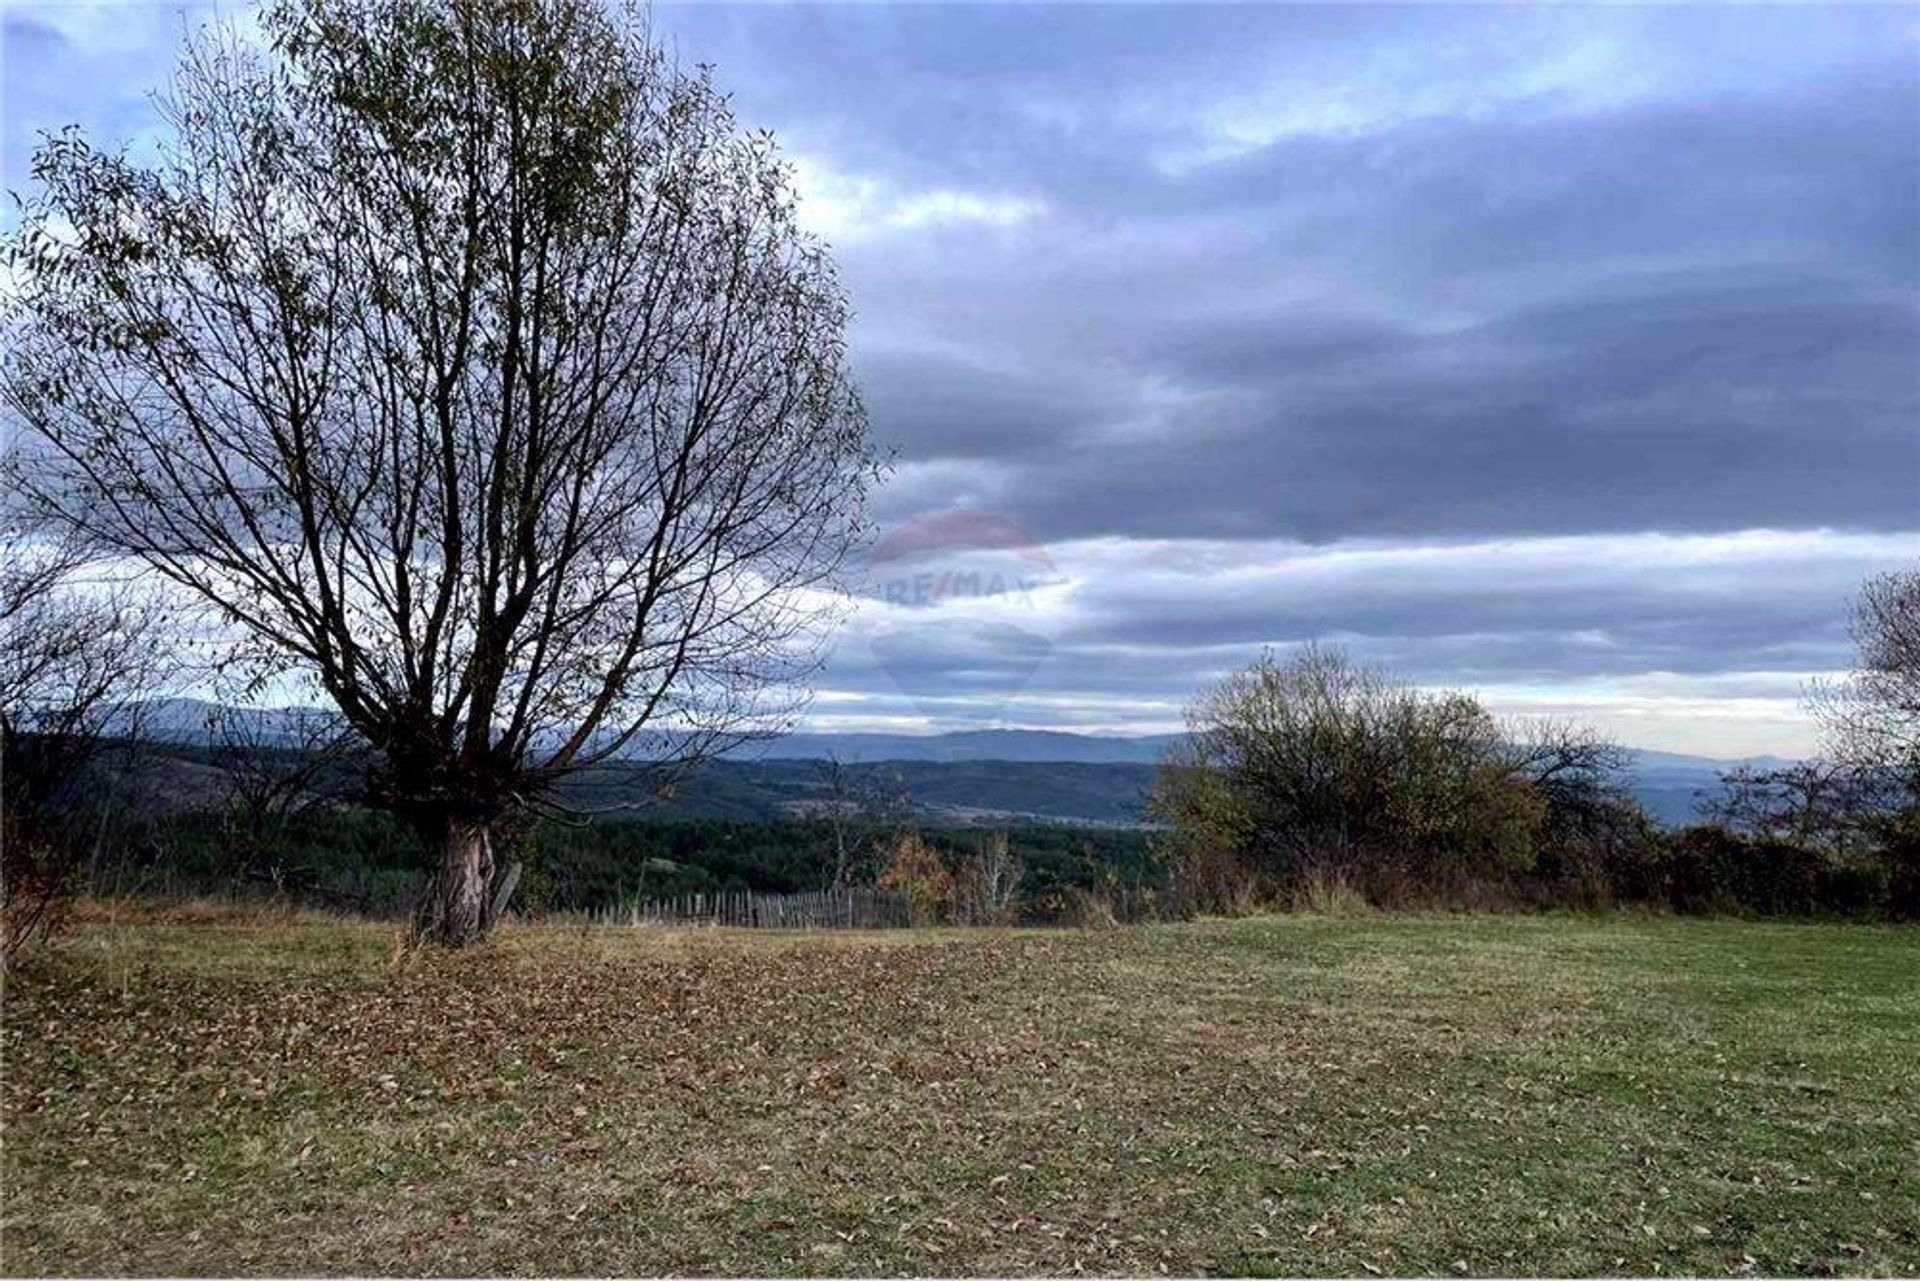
top-left (1812, 570), bottom-right (1920, 780)
top-left (952, 830), bottom-right (1025, 926)
top-left (203, 704), bottom-right (365, 880)
top-left (1703, 760), bottom-right (1906, 855)
top-left (0, 521), bottom-right (165, 953)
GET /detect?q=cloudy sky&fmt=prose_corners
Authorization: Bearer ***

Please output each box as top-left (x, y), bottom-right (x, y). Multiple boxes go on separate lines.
top-left (5, 3), bottom-right (1917, 755)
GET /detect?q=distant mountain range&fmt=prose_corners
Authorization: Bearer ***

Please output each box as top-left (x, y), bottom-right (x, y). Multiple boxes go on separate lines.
top-left (565, 757), bottom-right (1166, 826)
top-left (732, 728), bottom-right (1188, 764)
top-left (122, 700), bottom-right (1183, 762)
top-left (642, 737), bottom-right (1768, 827)
top-left (122, 698), bottom-right (1777, 827)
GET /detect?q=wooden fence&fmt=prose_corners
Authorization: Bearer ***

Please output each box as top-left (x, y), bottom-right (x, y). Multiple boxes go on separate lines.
top-left (586, 885), bottom-right (914, 930)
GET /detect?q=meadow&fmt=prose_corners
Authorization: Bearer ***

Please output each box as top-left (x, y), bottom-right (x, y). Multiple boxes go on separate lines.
top-left (3, 912), bottom-right (1915, 1276)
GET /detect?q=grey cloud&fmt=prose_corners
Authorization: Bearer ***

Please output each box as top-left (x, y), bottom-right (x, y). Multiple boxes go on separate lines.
top-left (8, 2), bottom-right (1916, 748)
top-left (1063, 559), bottom-right (1860, 678)
top-left (820, 529), bottom-right (1917, 714)
top-left (1035, 270), bottom-right (1917, 542)
top-left (856, 346), bottom-right (1129, 462)
top-left (771, 27), bottom-right (1919, 543)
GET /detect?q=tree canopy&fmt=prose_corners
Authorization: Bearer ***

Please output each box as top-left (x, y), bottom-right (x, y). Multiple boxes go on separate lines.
top-left (3, 0), bottom-right (880, 943)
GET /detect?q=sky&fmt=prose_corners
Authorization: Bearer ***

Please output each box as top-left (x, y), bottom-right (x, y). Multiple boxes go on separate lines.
top-left (4, 2), bottom-right (1917, 756)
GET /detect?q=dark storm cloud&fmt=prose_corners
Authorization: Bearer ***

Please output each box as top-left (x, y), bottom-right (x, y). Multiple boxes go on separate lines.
top-left (812, 56), bottom-right (1920, 543)
top-left (1031, 270), bottom-right (1918, 542)
top-left (854, 346), bottom-right (1129, 463)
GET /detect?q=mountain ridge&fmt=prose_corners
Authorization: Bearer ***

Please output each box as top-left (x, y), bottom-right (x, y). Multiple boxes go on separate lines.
top-left (123, 697), bottom-right (1791, 773)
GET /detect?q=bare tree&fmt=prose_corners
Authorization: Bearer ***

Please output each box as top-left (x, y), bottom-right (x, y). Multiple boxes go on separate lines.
top-left (1703, 761), bottom-right (1902, 856)
top-left (1813, 570), bottom-right (1920, 779)
top-left (3, 0), bottom-right (878, 945)
top-left (813, 753), bottom-right (913, 890)
top-left (953, 829), bottom-right (1024, 925)
top-left (203, 703), bottom-right (364, 884)
top-left (818, 754), bottom-right (858, 891)
top-left (1509, 718), bottom-right (1640, 842)
top-left (0, 520), bottom-right (163, 950)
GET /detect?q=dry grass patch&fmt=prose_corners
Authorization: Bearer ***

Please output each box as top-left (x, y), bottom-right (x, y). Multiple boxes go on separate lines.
top-left (3, 916), bottom-right (1916, 1275)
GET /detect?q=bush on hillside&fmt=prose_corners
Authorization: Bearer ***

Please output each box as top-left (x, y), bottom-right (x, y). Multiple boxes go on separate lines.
top-left (1152, 644), bottom-right (1918, 920)
top-left (1150, 645), bottom-right (1612, 908)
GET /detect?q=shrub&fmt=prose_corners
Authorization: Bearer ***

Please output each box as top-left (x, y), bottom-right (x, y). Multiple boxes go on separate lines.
top-left (1, 831), bottom-right (78, 956)
top-left (878, 831), bottom-right (954, 926)
top-left (1883, 809), bottom-right (1920, 921)
top-left (1151, 646), bottom-right (1568, 905)
top-left (1661, 825), bottom-right (1897, 918)
top-left (951, 831), bottom-right (1025, 926)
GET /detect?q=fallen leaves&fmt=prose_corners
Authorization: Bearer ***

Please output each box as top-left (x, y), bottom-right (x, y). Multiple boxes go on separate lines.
top-left (3, 917), bottom-right (1917, 1276)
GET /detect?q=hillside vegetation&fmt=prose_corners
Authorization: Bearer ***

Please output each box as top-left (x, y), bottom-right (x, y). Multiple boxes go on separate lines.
top-left (4, 915), bottom-right (1914, 1276)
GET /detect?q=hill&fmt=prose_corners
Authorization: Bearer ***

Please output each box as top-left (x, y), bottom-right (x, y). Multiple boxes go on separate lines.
top-left (119, 700), bottom-right (1760, 827)
top-left (566, 757), bottom-right (1160, 826)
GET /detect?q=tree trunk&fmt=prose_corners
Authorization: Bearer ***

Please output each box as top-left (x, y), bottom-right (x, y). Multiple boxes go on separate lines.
top-left (410, 817), bottom-right (495, 947)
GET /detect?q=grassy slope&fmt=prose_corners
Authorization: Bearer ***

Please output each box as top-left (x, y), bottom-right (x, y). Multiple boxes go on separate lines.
top-left (2, 915), bottom-right (1915, 1276)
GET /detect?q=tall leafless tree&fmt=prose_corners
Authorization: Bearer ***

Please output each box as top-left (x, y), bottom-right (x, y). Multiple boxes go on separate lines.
top-left (954, 829), bottom-right (1024, 926)
top-left (3, 0), bottom-right (879, 945)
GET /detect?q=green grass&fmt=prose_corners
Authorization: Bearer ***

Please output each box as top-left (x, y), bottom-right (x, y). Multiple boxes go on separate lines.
top-left (3, 915), bottom-right (1916, 1275)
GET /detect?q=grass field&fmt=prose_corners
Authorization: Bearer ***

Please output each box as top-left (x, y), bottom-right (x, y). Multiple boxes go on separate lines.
top-left (3, 914), bottom-right (1916, 1276)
